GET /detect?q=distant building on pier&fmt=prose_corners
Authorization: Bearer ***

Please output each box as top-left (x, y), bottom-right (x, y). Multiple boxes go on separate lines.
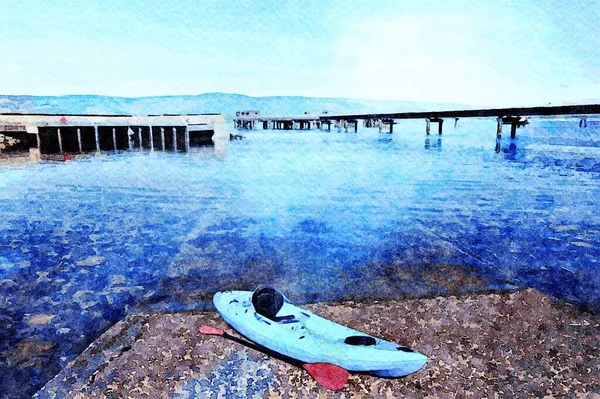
top-left (236, 110), bottom-right (260, 117)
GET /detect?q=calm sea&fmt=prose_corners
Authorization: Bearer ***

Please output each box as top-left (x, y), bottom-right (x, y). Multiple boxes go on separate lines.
top-left (1, 118), bottom-right (599, 396)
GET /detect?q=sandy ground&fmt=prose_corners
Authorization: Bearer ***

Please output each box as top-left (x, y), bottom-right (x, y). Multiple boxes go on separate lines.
top-left (36, 289), bottom-right (599, 398)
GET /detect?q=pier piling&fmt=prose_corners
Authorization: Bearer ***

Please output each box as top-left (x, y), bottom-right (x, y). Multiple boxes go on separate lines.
top-left (57, 128), bottom-right (63, 154)
top-left (94, 126), bottom-right (100, 152)
top-left (172, 127), bottom-right (177, 151)
top-left (127, 128), bottom-right (133, 151)
top-left (148, 126), bottom-right (154, 151)
top-left (77, 128), bottom-right (82, 153)
top-left (185, 126), bottom-right (190, 152)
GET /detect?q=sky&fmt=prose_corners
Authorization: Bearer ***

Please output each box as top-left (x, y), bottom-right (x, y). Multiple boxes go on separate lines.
top-left (1, 0), bottom-right (599, 106)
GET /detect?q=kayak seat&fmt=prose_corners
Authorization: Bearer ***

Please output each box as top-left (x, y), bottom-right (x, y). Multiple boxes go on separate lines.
top-left (252, 286), bottom-right (289, 321)
top-left (344, 336), bottom-right (377, 346)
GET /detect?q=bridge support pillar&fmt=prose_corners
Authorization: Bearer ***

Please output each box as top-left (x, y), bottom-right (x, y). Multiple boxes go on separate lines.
top-left (427, 118), bottom-right (443, 134)
top-left (579, 117), bottom-right (588, 128)
top-left (149, 126), bottom-right (154, 151)
top-left (138, 127), bottom-right (143, 150)
top-left (496, 118), bottom-right (503, 153)
top-left (354, 121), bottom-right (358, 133)
top-left (500, 116), bottom-right (526, 140)
top-left (160, 127), bottom-right (165, 151)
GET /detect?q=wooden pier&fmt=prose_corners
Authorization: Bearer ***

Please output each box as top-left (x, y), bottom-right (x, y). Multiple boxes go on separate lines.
top-left (0, 113), bottom-right (229, 160)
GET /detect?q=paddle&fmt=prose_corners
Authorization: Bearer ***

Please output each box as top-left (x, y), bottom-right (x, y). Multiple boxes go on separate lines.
top-left (200, 325), bottom-right (349, 391)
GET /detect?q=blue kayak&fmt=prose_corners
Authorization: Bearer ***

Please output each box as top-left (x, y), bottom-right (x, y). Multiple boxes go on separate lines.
top-left (213, 287), bottom-right (428, 377)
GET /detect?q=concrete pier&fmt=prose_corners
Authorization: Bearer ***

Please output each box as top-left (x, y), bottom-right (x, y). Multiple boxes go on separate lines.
top-left (0, 113), bottom-right (228, 160)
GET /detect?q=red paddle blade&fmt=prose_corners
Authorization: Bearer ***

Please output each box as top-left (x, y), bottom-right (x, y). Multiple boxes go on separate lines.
top-left (303, 363), bottom-right (349, 391)
top-left (200, 325), bottom-right (224, 336)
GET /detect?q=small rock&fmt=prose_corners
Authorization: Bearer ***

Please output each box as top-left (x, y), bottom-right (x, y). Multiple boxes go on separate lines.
top-left (27, 313), bottom-right (56, 325)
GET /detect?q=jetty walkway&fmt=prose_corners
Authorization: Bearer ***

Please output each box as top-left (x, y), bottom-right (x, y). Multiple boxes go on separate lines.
top-left (321, 103), bottom-right (600, 136)
top-left (235, 104), bottom-right (600, 139)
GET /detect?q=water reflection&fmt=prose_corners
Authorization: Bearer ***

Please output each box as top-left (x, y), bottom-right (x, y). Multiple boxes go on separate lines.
top-left (424, 135), bottom-right (442, 150)
top-left (213, 138), bottom-right (229, 158)
top-left (503, 139), bottom-right (518, 160)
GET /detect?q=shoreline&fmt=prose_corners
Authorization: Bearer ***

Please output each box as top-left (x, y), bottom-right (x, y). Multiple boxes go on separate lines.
top-left (37, 288), bottom-right (599, 398)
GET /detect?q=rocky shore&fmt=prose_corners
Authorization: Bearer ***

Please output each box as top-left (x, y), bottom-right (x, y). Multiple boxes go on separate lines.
top-left (36, 289), bottom-right (598, 398)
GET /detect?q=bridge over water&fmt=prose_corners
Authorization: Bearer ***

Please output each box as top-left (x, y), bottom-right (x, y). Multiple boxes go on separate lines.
top-left (235, 103), bottom-right (599, 140)
top-left (320, 104), bottom-right (600, 136)
top-left (235, 104), bottom-right (599, 153)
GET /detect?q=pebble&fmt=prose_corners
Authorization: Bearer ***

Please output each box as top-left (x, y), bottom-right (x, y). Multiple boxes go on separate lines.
top-left (26, 313), bottom-right (56, 325)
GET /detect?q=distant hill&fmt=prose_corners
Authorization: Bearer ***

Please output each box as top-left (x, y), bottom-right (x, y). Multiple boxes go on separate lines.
top-left (0, 93), bottom-right (475, 120)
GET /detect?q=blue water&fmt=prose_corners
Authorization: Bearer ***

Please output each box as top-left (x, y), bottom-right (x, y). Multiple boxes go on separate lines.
top-left (1, 118), bottom-right (600, 396)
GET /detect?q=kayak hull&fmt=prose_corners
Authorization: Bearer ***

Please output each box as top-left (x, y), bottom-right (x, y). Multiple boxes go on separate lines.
top-left (213, 290), bottom-right (428, 377)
